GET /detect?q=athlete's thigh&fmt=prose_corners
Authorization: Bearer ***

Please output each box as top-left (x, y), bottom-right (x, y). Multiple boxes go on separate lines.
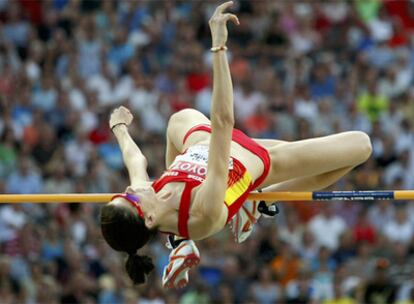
top-left (253, 138), bottom-right (287, 149)
top-left (166, 109), bottom-right (210, 155)
top-left (261, 131), bottom-right (372, 186)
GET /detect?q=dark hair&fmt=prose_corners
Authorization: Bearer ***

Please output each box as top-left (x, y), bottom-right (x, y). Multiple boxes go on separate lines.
top-left (100, 203), bottom-right (156, 284)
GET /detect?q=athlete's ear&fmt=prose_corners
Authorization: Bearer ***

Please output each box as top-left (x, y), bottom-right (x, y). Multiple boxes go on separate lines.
top-left (144, 212), bottom-right (157, 230)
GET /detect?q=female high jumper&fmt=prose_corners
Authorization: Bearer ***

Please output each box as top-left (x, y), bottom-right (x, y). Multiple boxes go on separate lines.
top-left (100, 1), bottom-right (372, 289)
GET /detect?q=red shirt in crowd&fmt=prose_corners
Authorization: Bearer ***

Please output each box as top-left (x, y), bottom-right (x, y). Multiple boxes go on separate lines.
top-left (353, 222), bottom-right (376, 244)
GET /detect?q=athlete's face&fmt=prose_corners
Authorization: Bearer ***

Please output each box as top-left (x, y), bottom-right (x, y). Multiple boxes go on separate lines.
top-left (124, 186), bottom-right (159, 229)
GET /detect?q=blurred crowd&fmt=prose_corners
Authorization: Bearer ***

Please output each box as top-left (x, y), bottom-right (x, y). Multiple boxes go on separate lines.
top-left (1, 0), bottom-right (414, 303)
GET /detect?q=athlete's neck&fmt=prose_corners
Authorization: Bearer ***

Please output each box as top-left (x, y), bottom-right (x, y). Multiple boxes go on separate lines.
top-left (153, 186), bottom-right (181, 234)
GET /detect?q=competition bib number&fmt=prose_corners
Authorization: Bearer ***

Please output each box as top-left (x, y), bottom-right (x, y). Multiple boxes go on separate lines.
top-left (170, 145), bottom-right (233, 179)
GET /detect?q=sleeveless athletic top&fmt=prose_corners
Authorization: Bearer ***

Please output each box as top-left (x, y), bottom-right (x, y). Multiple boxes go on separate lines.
top-left (152, 124), bottom-right (270, 238)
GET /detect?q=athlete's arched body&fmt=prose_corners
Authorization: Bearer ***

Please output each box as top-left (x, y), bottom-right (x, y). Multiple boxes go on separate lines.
top-left (100, 1), bottom-right (372, 289)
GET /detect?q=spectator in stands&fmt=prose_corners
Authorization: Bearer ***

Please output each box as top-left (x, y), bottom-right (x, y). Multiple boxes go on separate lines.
top-left (6, 156), bottom-right (43, 195)
top-left (362, 258), bottom-right (397, 304)
top-left (383, 205), bottom-right (414, 244)
top-left (308, 205), bottom-right (346, 250)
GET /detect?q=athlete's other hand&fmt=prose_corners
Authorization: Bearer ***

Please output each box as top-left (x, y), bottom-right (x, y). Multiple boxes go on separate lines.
top-left (125, 186), bottom-right (136, 194)
top-left (209, 1), bottom-right (239, 48)
top-left (109, 106), bottom-right (133, 130)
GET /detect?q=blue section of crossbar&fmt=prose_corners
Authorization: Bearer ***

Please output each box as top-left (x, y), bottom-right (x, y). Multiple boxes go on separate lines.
top-left (312, 191), bottom-right (394, 201)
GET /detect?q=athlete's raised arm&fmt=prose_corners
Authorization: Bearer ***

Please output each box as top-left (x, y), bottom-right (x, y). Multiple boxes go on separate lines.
top-left (109, 106), bottom-right (151, 187)
top-left (196, 2), bottom-right (239, 223)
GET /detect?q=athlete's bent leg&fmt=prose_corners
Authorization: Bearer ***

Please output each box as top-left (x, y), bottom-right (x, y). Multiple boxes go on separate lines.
top-left (165, 130), bottom-right (181, 169)
top-left (258, 131), bottom-right (372, 187)
top-left (165, 109), bottom-right (210, 167)
top-left (262, 166), bottom-right (354, 192)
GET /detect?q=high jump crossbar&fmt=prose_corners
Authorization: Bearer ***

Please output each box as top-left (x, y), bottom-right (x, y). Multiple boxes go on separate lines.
top-left (0, 191), bottom-right (413, 203)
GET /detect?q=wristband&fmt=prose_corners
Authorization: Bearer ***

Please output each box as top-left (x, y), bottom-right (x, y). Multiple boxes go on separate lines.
top-left (110, 123), bottom-right (127, 132)
top-left (210, 46), bottom-right (228, 52)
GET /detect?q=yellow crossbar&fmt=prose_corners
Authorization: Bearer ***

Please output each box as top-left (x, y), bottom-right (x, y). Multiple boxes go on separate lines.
top-left (0, 190), bottom-right (413, 203)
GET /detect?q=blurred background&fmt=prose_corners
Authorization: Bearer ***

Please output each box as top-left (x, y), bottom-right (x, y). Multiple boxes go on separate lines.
top-left (0, 0), bottom-right (414, 303)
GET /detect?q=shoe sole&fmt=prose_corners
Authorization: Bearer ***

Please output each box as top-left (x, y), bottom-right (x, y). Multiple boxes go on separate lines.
top-left (231, 201), bottom-right (260, 243)
top-left (164, 253), bottom-right (200, 289)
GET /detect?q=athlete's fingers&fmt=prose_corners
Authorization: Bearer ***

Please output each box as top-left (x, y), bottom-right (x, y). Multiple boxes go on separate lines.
top-left (214, 1), bottom-right (233, 15)
top-left (119, 105), bottom-right (130, 113)
top-left (125, 186), bottom-right (135, 194)
top-left (223, 13), bottom-right (239, 25)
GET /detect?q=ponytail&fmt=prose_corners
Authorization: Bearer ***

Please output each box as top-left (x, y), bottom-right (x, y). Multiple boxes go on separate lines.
top-left (100, 202), bottom-right (157, 285)
top-left (125, 252), bottom-right (154, 284)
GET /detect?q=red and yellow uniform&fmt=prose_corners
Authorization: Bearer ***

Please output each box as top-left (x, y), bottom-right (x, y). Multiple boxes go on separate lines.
top-left (152, 125), bottom-right (270, 238)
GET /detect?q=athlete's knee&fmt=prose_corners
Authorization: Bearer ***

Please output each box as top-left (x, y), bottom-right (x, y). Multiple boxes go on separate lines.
top-left (167, 109), bottom-right (199, 139)
top-left (168, 110), bottom-right (189, 134)
top-left (349, 131), bottom-right (372, 163)
top-left (169, 109), bottom-right (201, 125)
top-left (168, 109), bottom-right (206, 132)
top-left (168, 111), bottom-right (182, 128)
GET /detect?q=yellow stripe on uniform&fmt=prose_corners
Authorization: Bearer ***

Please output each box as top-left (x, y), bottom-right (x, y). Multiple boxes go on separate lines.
top-left (224, 171), bottom-right (253, 207)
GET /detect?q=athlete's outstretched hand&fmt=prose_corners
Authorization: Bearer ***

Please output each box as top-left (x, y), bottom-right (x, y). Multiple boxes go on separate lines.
top-left (109, 106), bottom-right (133, 130)
top-left (209, 1), bottom-right (239, 47)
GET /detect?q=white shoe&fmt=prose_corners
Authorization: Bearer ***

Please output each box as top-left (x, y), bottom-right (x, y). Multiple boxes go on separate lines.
top-left (162, 240), bottom-right (200, 289)
top-left (229, 200), bottom-right (262, 243)
top-left (229, 200), bottom-right (279, 243)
